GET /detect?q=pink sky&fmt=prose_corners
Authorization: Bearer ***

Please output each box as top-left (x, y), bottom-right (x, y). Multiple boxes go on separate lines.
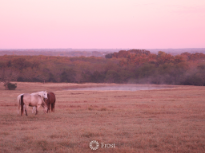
top-left (0, 0), bottom-right (205, 49)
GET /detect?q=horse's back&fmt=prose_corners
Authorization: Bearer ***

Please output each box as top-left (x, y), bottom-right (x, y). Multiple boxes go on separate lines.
top-left (23, 93), bottom-right (31, 101)
top-left (23, 94), bottom-right (41, 106)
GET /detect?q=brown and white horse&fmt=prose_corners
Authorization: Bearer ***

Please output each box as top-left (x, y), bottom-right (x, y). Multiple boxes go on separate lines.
top-left (46, 92), bottom-right (56, 112)
top-left (31, 92), bottom-right (56, 113)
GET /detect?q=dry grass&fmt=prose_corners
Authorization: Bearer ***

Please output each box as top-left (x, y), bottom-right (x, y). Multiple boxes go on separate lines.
top-left (0, 82), bottom-right (205, 153)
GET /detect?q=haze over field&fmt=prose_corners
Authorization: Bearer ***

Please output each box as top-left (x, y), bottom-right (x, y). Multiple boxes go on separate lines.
top-left (0, 0), bottom-right (205, 49)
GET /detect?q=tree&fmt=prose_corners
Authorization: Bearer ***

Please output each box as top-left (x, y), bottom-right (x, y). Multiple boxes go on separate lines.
top-left (105, 70), bottom-right (121, 83)
top-left (60, 68), bottom-right (76, 82)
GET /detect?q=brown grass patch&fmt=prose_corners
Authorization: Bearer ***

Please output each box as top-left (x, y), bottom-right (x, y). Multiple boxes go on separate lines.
top-left (81, 131), bottom-right (102, 138)
top-left (99, 107), bottom-right (107, 111)
top-left (0, 82), bottom-right (205, 152)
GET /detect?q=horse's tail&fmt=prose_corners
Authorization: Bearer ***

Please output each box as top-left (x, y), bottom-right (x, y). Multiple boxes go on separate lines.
top-left (17, 96), bottom-right (20, 113)
top-left (20, 95), bottom-right (24, 116)
top-left (17, 94), bottom-right (22, 114)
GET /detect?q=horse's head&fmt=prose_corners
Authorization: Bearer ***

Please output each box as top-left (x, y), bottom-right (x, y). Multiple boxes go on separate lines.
top-left (41, 91), bottom-right (48, 99)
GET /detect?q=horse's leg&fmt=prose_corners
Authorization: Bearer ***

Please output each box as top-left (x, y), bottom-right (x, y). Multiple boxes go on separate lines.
top-left (23, 105), bottom-right (25, 115)
top-left (36, 105), bottom-right (41, 115)
top-left (25, 105), bottom-right (28, 116)
top-left (35, 107), bottom-right (38, 115)
top-left (48, 103), bottom-right (51, 112)
top-left (51, 103), bottom-right (55, 112)
top-left (51, 103), bottom-right (53, 112)
top-left (32, 107), bottom-right (36, 114)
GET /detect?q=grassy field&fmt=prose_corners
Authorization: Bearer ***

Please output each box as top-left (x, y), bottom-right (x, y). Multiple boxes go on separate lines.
top-left (0, 82), bottom-right (205, 153)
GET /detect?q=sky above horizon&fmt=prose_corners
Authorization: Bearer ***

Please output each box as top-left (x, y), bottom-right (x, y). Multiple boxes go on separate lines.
top-left (0, 0), bottom-right (205, 49)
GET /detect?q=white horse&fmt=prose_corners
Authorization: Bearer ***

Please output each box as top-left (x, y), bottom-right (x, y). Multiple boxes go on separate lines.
top-left (17, 91), bottom-right (48, 114)
top-left (18, 92), bottom-right (48, 116)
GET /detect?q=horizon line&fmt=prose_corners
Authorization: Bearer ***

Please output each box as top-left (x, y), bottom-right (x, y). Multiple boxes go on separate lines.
top-left (0, 48), bottom-right (205, 50)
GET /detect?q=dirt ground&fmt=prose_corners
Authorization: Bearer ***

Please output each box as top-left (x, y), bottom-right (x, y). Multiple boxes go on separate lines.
top-left (0, 82), bottom-right (205, 153)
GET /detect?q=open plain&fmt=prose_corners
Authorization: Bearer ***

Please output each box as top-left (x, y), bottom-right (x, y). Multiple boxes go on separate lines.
top-left (0, 82), bottom-right (205, 153)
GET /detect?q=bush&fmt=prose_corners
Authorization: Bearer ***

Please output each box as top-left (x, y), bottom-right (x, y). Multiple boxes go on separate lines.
top-left (5, 82), bottom-right (17, 90)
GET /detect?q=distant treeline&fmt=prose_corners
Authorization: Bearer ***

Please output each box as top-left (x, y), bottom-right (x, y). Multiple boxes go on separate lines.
top-left (0, 49), bottom-right (205, 86)
top-left (0, 49), bottom-right (115, 57)
top-left (0, 50), bottom-right (111, 57)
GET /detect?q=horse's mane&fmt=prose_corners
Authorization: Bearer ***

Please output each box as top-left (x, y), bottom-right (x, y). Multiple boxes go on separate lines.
top-left (36, 94), bottom-right (46, 102)
top-left (31, 91), bottom-right (47, 95)
top-left (31, 91), bottom-right (47, 98)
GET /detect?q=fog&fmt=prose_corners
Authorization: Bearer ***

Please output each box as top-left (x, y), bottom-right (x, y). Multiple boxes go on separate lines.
top-left (68, 85), bottom-right (171, 91)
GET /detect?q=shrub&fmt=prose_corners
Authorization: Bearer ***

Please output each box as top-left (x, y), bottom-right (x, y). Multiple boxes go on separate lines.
top-left (6, 82), bottom-right (17, 90)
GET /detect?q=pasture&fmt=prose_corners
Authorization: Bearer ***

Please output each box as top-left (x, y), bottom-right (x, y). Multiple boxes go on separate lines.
top-left (0, 82), bottom-right (205, 153)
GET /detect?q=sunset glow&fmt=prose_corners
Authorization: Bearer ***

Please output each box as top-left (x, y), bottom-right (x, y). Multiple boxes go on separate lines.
top-left (0, 0), bottom-right (205, 49)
